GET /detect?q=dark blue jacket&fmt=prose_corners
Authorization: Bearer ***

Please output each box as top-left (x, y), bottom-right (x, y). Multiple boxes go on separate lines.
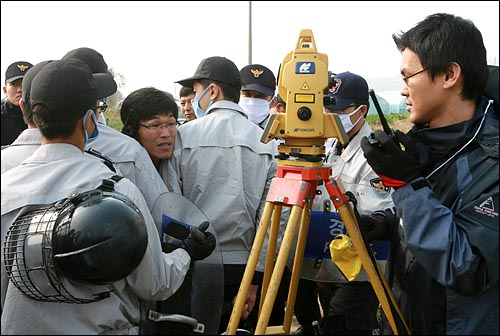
top-left (383, 97), bottom-right (498, 335)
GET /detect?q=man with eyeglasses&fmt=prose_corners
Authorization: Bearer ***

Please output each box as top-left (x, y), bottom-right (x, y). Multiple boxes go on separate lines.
top-left (120, 87), bottom-right (182, 193)
top-left (0, 57), bottom-right (197, 335)
top-left (360, 13), bottom-right (498, 334)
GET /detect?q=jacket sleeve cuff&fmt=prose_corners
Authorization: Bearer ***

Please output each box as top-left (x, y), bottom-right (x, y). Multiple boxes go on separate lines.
top-left (409, 177), bottom-right (431, 191)
top-left (252, 270), bottom-right (264, 285)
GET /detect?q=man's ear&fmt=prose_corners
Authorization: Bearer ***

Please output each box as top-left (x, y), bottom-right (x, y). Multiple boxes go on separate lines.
top-left (443, 62), bottom-right (461, 89)
top-left (210, 84), bottom-right (218, 99)
top-left (361, 104), bottom-right (369, 117)
top-left (19, 98), bottom-right (25, 111)
top-left (269, 96), bottom-right (278, 108)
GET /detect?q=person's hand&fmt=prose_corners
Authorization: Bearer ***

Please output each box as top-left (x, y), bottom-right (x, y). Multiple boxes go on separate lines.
top-left (361, 130), bottom-right (421, 188)
top-left (182, 222), bottom-right (216, 261)
top-left (233, 284), bottom-right (258, 320)
top-left (162, 235), bottom-right (184, 253)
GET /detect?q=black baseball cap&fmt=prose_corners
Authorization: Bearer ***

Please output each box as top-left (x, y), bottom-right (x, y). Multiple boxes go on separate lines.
top-left (5, 61), bottom-right (33, 83)
top-left (30, 58), bottom-right (117, 121)
top-left (22, 60), bottom-right (53, 105)
top-left (176, 56), bottom-right (241, 89)
top-left (62, 47), bottom-right (117, 98)
top-left (325, 71), bottom-right (369, 110)
top-left (63, 47), bottom-right (108, 74)
top-left (240, 64), bottom-right (276, 97)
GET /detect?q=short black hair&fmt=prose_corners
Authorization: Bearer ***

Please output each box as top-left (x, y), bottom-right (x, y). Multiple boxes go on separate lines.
top-left (120, 87), bottom-right (178, 131)
top-left (393, 13), bottom-right (488, 101)
top-left (179, 86), bottom-right (194, 98)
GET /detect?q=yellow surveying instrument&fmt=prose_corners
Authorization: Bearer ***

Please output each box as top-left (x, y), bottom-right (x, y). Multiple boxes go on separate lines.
top-left (226, 29), bottom-right (410, 335)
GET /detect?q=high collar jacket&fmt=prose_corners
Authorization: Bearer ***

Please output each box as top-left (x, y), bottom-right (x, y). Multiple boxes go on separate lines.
top-left (387, 97), bottom-right (499, 335)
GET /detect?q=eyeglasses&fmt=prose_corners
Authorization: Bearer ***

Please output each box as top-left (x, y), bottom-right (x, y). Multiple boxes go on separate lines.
top-left (93, 101), bottom-right (108, 113)
top-left (138, 122), bottom-right (177, 132)
top-left (402, 68), bottom-right (428, 84)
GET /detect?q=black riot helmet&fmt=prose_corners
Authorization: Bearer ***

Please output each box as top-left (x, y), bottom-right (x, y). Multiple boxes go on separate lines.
top-left (52, 188), bottom-right (148, 284)
top-left (4, 182), bottom-right (148, 303)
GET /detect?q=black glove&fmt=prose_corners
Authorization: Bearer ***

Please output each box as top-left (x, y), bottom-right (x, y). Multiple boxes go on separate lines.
top-left (182, 222), bottom-right (216, 261)
top-left (162, 235), bottom-right (184, 253)
top-left (360, 130), bottom-right (421, 188)
top-left (359, 213), bottom-right (391, 242)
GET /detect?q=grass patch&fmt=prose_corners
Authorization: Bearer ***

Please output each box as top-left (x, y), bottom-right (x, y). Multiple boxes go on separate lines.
top-left (104, 108), bottom-right (411, 133)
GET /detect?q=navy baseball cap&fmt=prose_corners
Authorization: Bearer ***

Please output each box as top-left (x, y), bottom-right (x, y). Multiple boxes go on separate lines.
top-left (30, 58), bottom-right (117, 121)
top-left (240, 64), bottom-right (276, 97)
top-left (325, 71), bottom-right (369, 110)
top-left (176, 56), bottom-right (241, 89)
top-left (5, 61), bottom-right (33, 83)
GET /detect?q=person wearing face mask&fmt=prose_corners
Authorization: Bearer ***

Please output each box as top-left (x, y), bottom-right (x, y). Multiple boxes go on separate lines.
top-left (63, 47), bottom-right (170, 211)
top-left (1, 58), bottom-right (200, 335)
top-left (174, 56), bottom-right (278, 334)
top-left (1, 58), bottom-right (118, 175)
top-left (238, 64), bottom-right (276, 129)
top-left (295, 71), bottom-right (394, 335)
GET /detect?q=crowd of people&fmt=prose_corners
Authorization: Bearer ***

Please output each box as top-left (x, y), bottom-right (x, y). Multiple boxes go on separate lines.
top-left (1, 12), bottom-right (498, 335)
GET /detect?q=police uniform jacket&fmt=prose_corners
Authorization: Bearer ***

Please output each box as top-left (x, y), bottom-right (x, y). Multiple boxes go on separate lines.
top-left (386, 97), bottom-right (499, 334)
top-left (172, 100), bottom-right (277, 266)
top-left (1, 143), bottom-right (190, 334)
top-left (301, 122), bottom-right (393, 282)
top-left (1, 98), bottom-right (27, 146)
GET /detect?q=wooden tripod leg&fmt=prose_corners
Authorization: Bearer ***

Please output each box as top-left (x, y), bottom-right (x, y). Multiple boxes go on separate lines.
top-left (226, 201), bottom-right (275, 335)
top-left (326, 178), bottom-right (410, 335)
top-left (260, 205), bottom-right (283, 315)
top-left (254, 204), bottom-right (303, 335)
top-left (283, 199), bottom-right (313, 332)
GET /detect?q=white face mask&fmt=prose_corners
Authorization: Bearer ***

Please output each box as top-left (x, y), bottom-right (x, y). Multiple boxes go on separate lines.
top-left (239, 97), bottom-right (271, 124)
top-left (338, 105), bottom-right (363, 133)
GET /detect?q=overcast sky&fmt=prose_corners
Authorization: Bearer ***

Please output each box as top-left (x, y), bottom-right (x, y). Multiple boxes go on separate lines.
top-left (2, 1), bottom-right (498, 97)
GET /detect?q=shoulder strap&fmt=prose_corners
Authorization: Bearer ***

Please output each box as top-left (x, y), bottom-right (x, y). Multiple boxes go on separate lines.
top-left (98, 175), bottom-right (124, 192)
top-left (85, 147), bottom-right (117, 173)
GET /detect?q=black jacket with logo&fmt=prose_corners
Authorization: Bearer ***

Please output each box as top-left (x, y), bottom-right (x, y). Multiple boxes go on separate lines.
top-left (1, 97), bottom-right (27, 146)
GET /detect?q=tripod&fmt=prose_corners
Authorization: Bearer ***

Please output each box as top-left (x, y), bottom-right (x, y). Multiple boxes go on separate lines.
top-left (225, 161), bottom-right (410, 335)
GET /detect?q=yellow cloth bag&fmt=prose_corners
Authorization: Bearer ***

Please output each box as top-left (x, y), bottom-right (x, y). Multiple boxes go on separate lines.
top-left (329, 234), bottom-right (362, 281)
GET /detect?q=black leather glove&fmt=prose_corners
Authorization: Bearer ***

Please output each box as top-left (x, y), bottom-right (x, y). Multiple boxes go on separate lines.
top-left (182, 222), bottom-right (216, 261)
top-left (360, 129), bottom-right (421, 188)
top-left (162, 235), bottom-right (184, 253)
top-left (359, 213), bottom-right (391, 242)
